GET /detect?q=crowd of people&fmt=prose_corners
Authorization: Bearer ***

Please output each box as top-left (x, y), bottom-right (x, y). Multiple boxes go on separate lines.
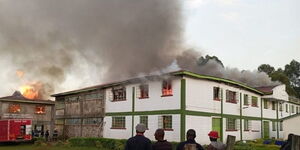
top-left (125, 123), bottom-right (226, 150)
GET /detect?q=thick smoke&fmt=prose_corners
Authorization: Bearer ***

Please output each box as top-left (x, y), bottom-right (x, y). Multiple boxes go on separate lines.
top-left (0, 0), bottom-right (182, 99)
top-left (0, 0), bottom-right (276, 99)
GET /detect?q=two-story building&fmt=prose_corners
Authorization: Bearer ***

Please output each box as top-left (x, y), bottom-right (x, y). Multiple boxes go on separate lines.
top-left (52, 70), bottom-right (300, 144)
top-left (0, 91), bottom-right (55, 137)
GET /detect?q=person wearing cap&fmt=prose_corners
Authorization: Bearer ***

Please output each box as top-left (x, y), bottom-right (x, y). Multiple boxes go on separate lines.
top-left (207, 131), bottom-right (226, 150)
top-left (176, 129), bottom-right (204, 150)
top-left (125, 123), bottom-right (152, 150)
top-left (152, 128), bottom-right (172, 150)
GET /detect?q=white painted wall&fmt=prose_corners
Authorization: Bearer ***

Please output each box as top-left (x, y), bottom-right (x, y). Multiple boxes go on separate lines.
top-left (134, 79), bottom-right (181, 111)
top-left (186, 115), bottom-right (212, 145)
top-left (283, 115), bottom-right (300, 139)
top-left (104, 114), bottom-right (181, 142)
top-left (103, 116), bottom-right (132, 139)
top-left (105, 86), bottom-right (133, 113)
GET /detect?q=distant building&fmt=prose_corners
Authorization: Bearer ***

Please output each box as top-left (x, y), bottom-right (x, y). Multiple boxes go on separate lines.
top-left (0, 91), bottom-right (55, 137)
top-left (52, 70), bottom-right (300, 144)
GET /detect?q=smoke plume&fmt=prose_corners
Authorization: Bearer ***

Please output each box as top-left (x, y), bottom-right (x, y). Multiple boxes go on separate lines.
top-left (0, 0), bottom-right (276, 99)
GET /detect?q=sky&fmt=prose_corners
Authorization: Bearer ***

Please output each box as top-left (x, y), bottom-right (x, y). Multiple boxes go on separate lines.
top-left (183, 0), bottom-right (300, 70)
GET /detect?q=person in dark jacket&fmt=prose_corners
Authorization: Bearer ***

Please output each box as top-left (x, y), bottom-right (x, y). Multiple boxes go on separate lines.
top-left (125, 123), bottom-right (152, 150)
top-left (152, 128), bottom-right (172, 150)
top-left (45, 130), bottom-right (50, 142)
top-left (280, 133), bottom-right (293, 150)
top-left (176, 129), bottom-right (204, 150)
top-left (207, 131), bottom-right (226, 150)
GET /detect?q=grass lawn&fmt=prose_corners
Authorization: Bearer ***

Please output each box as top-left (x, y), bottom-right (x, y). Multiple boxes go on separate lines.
top-left (0, 144), bottom-right (103, 150)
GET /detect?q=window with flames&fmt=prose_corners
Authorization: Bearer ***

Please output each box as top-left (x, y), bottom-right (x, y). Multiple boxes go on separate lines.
top-left (138, 84), bottom-right (149, 99)
top-left (112, 86), bottom-right (126, 101)
top-left (162, 80), bottom-right (172, 96)
top-left (9, 104), bottom-right (21, 113)
top-left (35, 106), bottom-right (46, 114)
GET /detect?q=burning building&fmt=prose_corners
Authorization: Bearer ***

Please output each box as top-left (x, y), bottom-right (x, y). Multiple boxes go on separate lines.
top-left (0, 91), bottom-right (55, 138)
top-left (52, 70), bottom-right (300, 144)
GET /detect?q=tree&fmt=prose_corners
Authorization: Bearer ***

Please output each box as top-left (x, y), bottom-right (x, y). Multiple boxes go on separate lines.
top-left (284, 60), bottom-right (300, 98)
top-left (258, 64), bottom-right (275, 75)
top-left (269, 70), bottom-right (298, 97)
top-left (197, 55), bottom-right (224, 67)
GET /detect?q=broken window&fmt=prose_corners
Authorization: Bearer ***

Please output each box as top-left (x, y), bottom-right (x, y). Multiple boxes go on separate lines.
top-left (251, 96), bottom-right (258, 107)
top-left (9, 104), bottom-right (21, 113)
top-left (139, 84), bottom-right (149, 99)
top-left (35, 105), bottom-right (46, 114)
top-left (83, 118), bottom-right (102, 125)
top-left (162, 80), bottom-right (172, 96)
top-left (226, 90), bottom-right (237, 103)
top-left (112, 116), bottom-right (125, 129)
top-left (112, 86), bottom-right (126, 101)
top-left (65, 118), bottom-right (81, 125)
top-left (213, 87), bottom-right (222, 101)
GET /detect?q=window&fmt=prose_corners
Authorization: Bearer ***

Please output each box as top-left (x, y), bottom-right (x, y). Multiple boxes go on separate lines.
top-left (56, 102), bottom-right (65, 110)
top-left (244, 119), bottom-right (251, 131)
top-left (140, 116), bottom-right (148, 129)
top-left (280, 121), bottom-right (283, 131)
top-left (272, 101), bottom-right (276, 110)
top-left (112, 86), bottom-right (126, 101)
top-left (213, 87), bottom-right (222, 101)
top-left (263, 100), bottom-right (269, 109)
top-left (251, 96), bottom-right (258, 107)
top-left (272, 121), bottom-right (276, 131)
top-left (9, 104), bottom-right (21, 113)
top-left (162, 80), bottom-right (172, 96)
top-left (85, 93), bottom-right (102, 101)
top-left (139, 84), bottom-right (149, 99)
top-left (244, 94), bottom-right (249, 105)
top-left (35, 106), bottom-right (46, 114)
top-left (112, 116), bottom-right (125, 129)
top-left (279, 103), bottom-right (283, 111)
top-left (226, 118), bottom-right (237, 131)
top-left (163, 116), bottom-right (172, 130)
top-left (291, 105), bottom-right (295, 113)
top-left (65, 118), bottom-right (81, 125)
top-left (55, 119), bottom-right (64, 125)
top-left (226, 90), bottom-right (237, 103)
top-left (83, 118), bottom-right (102, 125)
top-left (297, 107), bottom-right (299, 114)
top-left (286, 104), bottom-right (289, 113)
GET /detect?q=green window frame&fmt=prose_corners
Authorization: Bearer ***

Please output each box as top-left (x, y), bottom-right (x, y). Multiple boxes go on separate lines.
top-left (272, 121), bottom-right (276, 131)
top-left (112, 116), bottom-right (126, 129)
top-left (226, 118), bottom-right (237, 131)
top-left (251, 96), bottom-right (258, 107)
top-left (244, 94), bottom-right (249, 106)
top-left (163, 116), bottom-right (172, 130)
top-left (140, 116), bottom-right (148, 129)
top-left (244, 119), bottom-right (250, 131)
top-left (279, 103), bottom-right (283, 111)
top-left (272, 101), bottom-right (276, 110)
top-left (264, 100), bottom-right (268, 109)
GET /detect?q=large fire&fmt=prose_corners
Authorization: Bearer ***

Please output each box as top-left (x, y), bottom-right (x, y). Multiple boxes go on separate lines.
top-left (20, 84), bottom-right (40, 99)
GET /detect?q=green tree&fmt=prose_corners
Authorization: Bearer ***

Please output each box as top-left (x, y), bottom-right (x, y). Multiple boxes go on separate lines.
top-left (269, 70), bottom-right (298, 97)
top-left (258, 64), bottom-right (275, 75)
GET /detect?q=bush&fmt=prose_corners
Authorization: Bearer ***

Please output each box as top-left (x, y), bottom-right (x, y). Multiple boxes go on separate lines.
top-left (68, 137), bottom-right (127, 150)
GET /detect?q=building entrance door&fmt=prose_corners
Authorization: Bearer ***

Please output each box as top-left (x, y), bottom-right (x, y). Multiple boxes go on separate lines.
top-left (212, 118), bottom-right (222, 141)
top-left (263, 121), bottom-right (270, 139)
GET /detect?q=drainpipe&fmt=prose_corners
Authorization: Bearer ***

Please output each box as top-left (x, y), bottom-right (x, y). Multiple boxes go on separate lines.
top-left (220, 89), bottom-right (224, 142)
top-left (276, 101), bottom-right (279, 139)
top-left (131, 87), bottom-right (135, 137)
top-left (240, 93), bottom-right (242, 141)
top-left (261, 98), bottom-right (263, 138)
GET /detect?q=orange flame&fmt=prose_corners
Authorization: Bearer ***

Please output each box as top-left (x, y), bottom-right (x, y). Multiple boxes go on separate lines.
top-left (20, 84), bottom-right (40, 99)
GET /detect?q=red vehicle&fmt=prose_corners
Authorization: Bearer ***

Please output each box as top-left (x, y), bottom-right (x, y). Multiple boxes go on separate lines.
top-left (0, 119), bottom-right (32, 142)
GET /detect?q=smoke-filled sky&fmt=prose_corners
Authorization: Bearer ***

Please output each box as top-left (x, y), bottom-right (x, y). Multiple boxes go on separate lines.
top-left (0, 0), bottom-right (298, 99)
